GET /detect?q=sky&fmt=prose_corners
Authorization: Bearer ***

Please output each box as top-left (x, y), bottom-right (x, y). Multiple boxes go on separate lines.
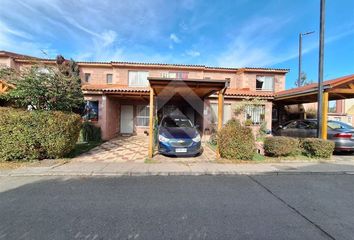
top-left (0, 0), bottom-right (353, 89)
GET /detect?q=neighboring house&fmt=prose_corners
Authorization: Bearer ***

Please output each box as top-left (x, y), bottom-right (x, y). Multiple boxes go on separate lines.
top-left (0, 50), bottom-right (288, 140)
top-left (301, 99), bottom-right (354, 126)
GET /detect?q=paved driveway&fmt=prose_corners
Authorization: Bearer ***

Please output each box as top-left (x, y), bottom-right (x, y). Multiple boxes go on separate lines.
top-left (74, 136), bottom-right (216, 163)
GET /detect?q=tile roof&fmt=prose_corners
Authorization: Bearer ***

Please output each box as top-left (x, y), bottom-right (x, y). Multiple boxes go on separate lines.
top-left (82, 84), bottom-right (149, 93)
top-left (82, 84), bottom-right (274, 98)
top-left (2, 50), bottom-right (289, 73)
top-left (275, 74), bottom-right (354, 97)
top-left (225, 89), bottom-right (274, 97)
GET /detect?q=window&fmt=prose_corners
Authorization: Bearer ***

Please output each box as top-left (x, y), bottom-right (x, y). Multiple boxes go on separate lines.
top-left (136, 105), bottom-right (150, 126)
top-left (256, 76), bottom-right (274, 91)
top-left (106, 74), bottom-right (113, 84)
top-left (84, 73), bottom-right (91, 82)
top-left (161, 72), bottom-right (188, 79)
top-left (245, 105), bottom-right (265, 125)
top-left (83, 101), bottom-right (99, 121)
top-left (210, 103), bottom-right (232, 125)
top-left (129, 71), bottom-right (149, 87)
top-left (328, 101), bottom-right (337, 113)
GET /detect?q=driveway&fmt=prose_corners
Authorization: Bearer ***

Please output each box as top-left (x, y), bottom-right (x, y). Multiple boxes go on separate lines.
top-left (74, 136), bottom-right (216, 163)
top-left (1, 175), bottom-right (354, 239)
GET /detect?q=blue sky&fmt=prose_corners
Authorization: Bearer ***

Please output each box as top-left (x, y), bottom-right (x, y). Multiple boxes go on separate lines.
top-left (0, 0), bottom-right (353, 89)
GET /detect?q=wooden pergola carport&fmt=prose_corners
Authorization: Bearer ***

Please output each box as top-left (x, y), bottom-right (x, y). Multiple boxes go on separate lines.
top-left (274, 74), bottom-right (354, 139)
top-left (147, 77), bottom-right (229, 158)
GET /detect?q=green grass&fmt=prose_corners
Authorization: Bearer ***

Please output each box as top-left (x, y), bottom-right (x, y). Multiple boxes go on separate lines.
top-left (66, 141), bottom-right (103, 158)
top-left (144, 158), bottom-right (160, 164)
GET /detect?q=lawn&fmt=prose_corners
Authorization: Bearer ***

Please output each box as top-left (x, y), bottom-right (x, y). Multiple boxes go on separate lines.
top-left (66, 141), bottom-right (103, 158)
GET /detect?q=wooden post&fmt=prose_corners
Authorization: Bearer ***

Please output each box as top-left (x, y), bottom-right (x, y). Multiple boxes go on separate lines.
top-left (216, 90), bottom-right (224, 157)
top-left (217, 91), bottom-right (224, 131)
top-left (148, 87), bottom-right (154, 158)
top-left (321, 91), bottom-right (329, 139)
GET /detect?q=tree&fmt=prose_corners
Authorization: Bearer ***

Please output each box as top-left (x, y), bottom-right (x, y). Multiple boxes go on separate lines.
top-left (5, 58), bottom-right (84, 112)
top-left (295, 72), bottom-right (314, 87)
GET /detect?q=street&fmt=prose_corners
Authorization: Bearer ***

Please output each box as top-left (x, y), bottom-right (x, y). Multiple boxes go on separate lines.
top-left (1, 175), bottom-right (354, 240)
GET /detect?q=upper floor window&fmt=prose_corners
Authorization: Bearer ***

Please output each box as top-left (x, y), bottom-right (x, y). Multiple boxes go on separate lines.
top-left (128, 71), bottom-right (149, 87)
top-left (106, 74), bottom-right (113, 84)
top-left (161, 72), bottom-right (188, 79)
top-left (84, 73), bottom-right (91, 83)
top-left (256, 76), bottom-right (274, 91)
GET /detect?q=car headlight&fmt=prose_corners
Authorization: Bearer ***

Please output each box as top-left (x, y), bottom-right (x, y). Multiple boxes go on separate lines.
top-left (192, 134), bottom-right (201, 142)
top-left (158, 134), bottom-right (169, 143)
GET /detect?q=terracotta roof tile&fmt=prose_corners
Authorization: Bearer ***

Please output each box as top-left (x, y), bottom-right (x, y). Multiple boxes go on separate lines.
top-left (225, 89), bottom-right (274, 97)
top-left (82, 84), bottom-right (149, 93)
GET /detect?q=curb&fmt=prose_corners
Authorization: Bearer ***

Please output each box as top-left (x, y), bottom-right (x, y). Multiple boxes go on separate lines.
top-left (2, 171), bottom-right (354, 177)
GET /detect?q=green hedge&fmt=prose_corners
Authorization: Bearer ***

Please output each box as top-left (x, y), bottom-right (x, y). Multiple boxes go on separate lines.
top-left (264, 136), bottom-right (300, 157)
top-left (301, 138), bottom-right (334, 158)
top-left (0, 107), bottom-right (82, 161)
top-left (218, 119), bottom-right (256, 160)
top-left (79, 121), bottom-right (101, 142)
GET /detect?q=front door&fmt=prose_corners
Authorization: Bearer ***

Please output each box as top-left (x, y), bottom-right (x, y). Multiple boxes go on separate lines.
top-left (120, 105), bottom-right (134, 134)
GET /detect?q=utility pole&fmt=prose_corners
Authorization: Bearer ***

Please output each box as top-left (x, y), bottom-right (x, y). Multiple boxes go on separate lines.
top-left (317, 0), bottom-right (326, 138)
top-left (298, 31), bottom-right (314, 87)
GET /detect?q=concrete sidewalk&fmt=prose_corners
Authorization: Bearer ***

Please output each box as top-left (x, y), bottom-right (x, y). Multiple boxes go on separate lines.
top-left (2, 159), bottom-right (354, 177)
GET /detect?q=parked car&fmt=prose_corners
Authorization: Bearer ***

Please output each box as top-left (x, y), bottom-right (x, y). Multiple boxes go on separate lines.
top-left (158, 115), bottom-right (202, 156)
top-left (275, 119), bottom-right (354, 152)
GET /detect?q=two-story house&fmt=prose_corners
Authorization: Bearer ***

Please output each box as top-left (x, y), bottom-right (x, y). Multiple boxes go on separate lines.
top-left (0, 50), bottom-right (288, 140)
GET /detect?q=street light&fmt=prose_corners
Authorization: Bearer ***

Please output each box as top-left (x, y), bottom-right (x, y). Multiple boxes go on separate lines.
top-left (298, 31), bottom-right (315, 87)
top-left (317, 0), bottom-right (326, 138)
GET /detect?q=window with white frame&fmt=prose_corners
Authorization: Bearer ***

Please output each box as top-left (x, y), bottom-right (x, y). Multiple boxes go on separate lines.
top-left (210, 103), bottom-right (232, 125)
top-left (136, 105), bottom-right (150, 126)
top-left (106, 74), bottom-right (113, 84)
top-left (128, 71), bottom-right (149, 87)
top-left (245, 105), bottom-right (265, 125)
top-left (256, 76), bottom-right (274, 91)
top-left (161, 72), bottom-right (188, 79)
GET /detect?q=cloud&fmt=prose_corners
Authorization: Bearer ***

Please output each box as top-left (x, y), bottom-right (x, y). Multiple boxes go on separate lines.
top-left (185, 50), bottom-right (200, 57)
top-left (170, 33), bottom-right (181, 43)
top-left (216, 15), bottom-right (354, 68)
top-left (216, 16), bottom-right (291, 67)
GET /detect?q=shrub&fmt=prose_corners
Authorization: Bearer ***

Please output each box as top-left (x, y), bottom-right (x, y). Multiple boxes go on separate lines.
top-left (264, 136), bottom-right (300, 157)
top-left (0, 107), bottom-right (81, 161)
top-left (301, 138), bottom-right (334, 158)
top-left (79, 121), bottom-right (102, 142)
top-left (218, 119), bottom-right (256, 160)
top-left (209, 132), bottom-right (217, 146)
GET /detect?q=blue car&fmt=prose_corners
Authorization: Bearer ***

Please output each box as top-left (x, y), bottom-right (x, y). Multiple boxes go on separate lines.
top-left (158, 115), bottom-right (202, 156)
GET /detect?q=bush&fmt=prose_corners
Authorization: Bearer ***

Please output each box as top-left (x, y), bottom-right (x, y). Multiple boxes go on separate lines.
top-left (79, 121), bottom-right (101, 142)
top-left (209, 132), bottom-right (217, 146)
top-left (218, 119), bottom-right (256, 160)
top-left (264, 136), bottom-right (300, 157)
top-left (301, 138), bottom-right (334, 158)
top-left (0, 107), bottom-right (82, 161)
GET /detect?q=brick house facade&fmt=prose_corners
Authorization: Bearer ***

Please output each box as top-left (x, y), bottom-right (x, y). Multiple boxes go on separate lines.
top-left (0, 51), bottom-right (288, 140)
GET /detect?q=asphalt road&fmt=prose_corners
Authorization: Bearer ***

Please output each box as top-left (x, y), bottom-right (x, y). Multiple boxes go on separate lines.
top-left (0, 175), bottom-right (354, 240)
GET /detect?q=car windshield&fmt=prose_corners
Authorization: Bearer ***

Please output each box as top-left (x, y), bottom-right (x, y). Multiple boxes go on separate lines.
top-left (328, 121), bottom-right (354, 130)
top-left (161, 117), bottom-right (193, 128)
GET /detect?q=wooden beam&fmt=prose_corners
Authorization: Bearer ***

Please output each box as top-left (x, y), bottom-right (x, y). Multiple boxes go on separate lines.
top-left (322, 91), bottom-right (329, 140)
top-left (216, 90), bottom-right (224, 158)
top-left (328, 88), bottom-right (354, 94)
top-left (348, 83), bottom-right (354, 89)
top-left (148, 87), bottom-right (155, 158)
